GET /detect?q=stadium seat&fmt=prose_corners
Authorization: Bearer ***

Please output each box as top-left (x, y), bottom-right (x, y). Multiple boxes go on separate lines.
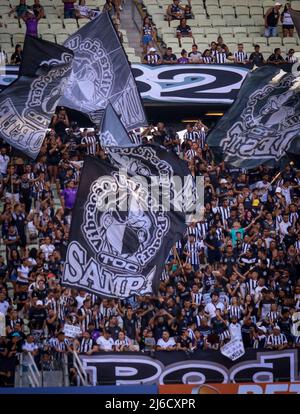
top-left (12, 33), bottom-right (25, 46)
top-left (207, 6), bottom-right (222, 17)
top-left (205, 27), bottom-right (219, 36)
top-left (236, 36), bottom-right (250, 44)
top-left (249, 6), bottom-right (263, 18)
top-left (225, 17), bottom-right (239, 27)
top-left (221, 6), bottom-right (235, 18)
top-left (240, 17), bottom-right (256, 27)
top-left (253, 36), bottom-right (268, 46)
top-left (219, 27), bottom-right (233, 36)
top-left (247, 27), bottom-right (262, 37)
top-left (268, 37), bottom-right (283, 47)
top-left (206, 34), bottom-right (219, 43)
top-left (282, 37), bottom-right (298, 47)
top-left (56, 33), bottom-right (69, 44)
top-left (235, 6), bottom-right (250, 18)
top-left (212, 18), bottom-right (226, 27)
top-left (233, 27), bottom-right (247, 37)
top-left (41, 33), bottom-right (57, 43)
top-left (0, 34), bottom-right (12, 45)
top-left (206, 0), bottom-right (219, 6)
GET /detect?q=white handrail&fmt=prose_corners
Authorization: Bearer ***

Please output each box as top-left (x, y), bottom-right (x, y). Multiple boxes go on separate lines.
top-left (72, 351), bottom-right (88, 386)
top-left (26, 352), bottom-right (41, 387)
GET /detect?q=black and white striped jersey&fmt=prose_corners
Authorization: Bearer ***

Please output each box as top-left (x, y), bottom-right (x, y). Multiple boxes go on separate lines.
top-left (234, 50), bottom-right (248, 62)
top-left (183, 130), bottom-right (200, 143)
top-left (81, 135), bottom-right (97, 155)
top-left (227, 305), bottom-right (244, 320)
top-left (79, 338), bottom-right (94, 353)
top-left (184, 240), bottom-right (202, 265)
top-left (214, 52), bottom-right (227, 64)
top-left (267, 333), bottom-right (288, 347)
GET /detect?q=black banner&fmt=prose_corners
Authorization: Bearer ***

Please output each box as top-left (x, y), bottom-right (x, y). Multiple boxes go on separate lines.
top-left (207, 65), bottom-right (300, 169)
top-left (59, 12), bottom-right (147, 131)
top-left (0, 36), bottom-right (73, 159)
top-left (79, 349), bottom-right (300, 385)
top-left (63, 149), bottom-right (189, 298)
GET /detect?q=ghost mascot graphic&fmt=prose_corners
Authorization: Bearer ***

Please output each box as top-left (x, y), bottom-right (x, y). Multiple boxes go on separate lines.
top-left (64, 162), bottom-right (170, 298)
top-left (222, 73), bottom-right (300, 162)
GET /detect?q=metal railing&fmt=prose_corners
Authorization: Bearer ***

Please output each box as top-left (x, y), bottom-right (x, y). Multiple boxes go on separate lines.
top-left (72, 351), bottom-right (89, 386)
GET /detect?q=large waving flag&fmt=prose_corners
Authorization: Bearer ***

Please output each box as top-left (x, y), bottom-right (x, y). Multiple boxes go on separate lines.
top-left (291, 6), bottom-right (300, 37)
top-left (100, 103), bottom-right (135, 147)
top-left (59, 12), bottom-right (147, 131)
top-left (0, 36), bottom-right (73, 159)
top-left (207, 65), bottom-right (300, 169)
top-left (63, 150), bottom-right (191, 299)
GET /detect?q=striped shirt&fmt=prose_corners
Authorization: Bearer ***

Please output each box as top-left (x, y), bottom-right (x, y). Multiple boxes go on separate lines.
top-left (50, 338), bottom-right (70, 351)
top-left (227, 305), bottom-right (244, 320)
top-left (246, 278), bottom-right (258, 296)
top-left (81, 135), bottom-right (97, 155)
top-left (184, 130), bottom-right (200, 143)
top-left (202, 55), bottom-right (213, 63)
top-left (191, 292), bottom-right (202, 306)
top-left (78, 306), bottom-right (92, 332)
top-left (213, 206), bottom-right (230, 225)
top-left (185, 149), bottom-right (197, 160)
top-left (234, 50), bottom-right (248, 62)
top-left (114, 337), bottom-right (131, 347)
top-left (79, 338), bottom-right (94, 353)
top-left (184, 241), bottom-right (202, 265)
top-left (214, 52), bottom-right (227, 64)
top-left (267, 333), bottom-right (288, 347)
top-left (265, 311), bottom-right (280, 323)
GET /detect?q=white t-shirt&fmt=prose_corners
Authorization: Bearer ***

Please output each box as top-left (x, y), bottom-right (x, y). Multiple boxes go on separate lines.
top-left (40, 244), bottom-right (55, 261)
top-left (96, 336), bottom-right (114, 351)
top-left (204, 301), bottom-right (225, 321)
top-left (22, 341), bottom-right (39, 365)
top-left (17, 265), bottom-right (30, 283)
top-left (156, 337), bottom-right (176, 349)
top-left (0, 300), bottom-right (10, 315)
top-left (229, 322), bottom-right (242, 340)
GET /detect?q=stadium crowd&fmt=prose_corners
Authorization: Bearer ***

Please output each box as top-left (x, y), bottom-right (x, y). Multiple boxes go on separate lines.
top-left (0, 109), bottom-right (300, 386)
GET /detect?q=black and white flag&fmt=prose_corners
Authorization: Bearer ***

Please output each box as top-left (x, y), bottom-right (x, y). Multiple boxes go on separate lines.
top-left (63, 148), bottom-right (194, 299)
top-left (207, 65), bottom-right (300, 169)
top-left (100, 103), bottom-right (135, 147)
top-left (59, 12), bottom-right (147, 131)
top-left (0, 35), bottom-right (73, 159)
top-left (291, 7), bottom-right (300, 38)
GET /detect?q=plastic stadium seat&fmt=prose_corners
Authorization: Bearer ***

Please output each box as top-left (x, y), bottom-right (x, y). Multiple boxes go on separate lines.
top-left (196, 19), bottom-right (212, 27)
top-left (219, 27), bottom-right (233, 36)
top-left (205, 27), bottom-right (219, 36)
top-left (246, 0), bottom-right (261, 6)
top-left (205, 0), bottom-right (219, 6)
top-left (262, 0), bottom-right (274, 7)
top-left (236, 36), bottom-right (250, 44)
top-left (197, 42), bottom-right (210, 50)
top-left (249, 6), bottom-right (263, 17)
top-left (0, 34), bottom-right (12, 45)
top-left (282, 37), bottom-right (298, 47)
top-left (41, 33), bottom-right (57, 43)
top-left (207, 6), bottom-right (222, 17)
top-left (212, 18), bottom-right (226, 27)
top-left (226, 43), bottom-right (236, 52)
top-left (268, 37), bottom-right (283, 47)
top-left (192, 27), bottom-right (205, 35)
top-left (206, 34), bottom-right (219, 43)
top-left (233, 0), bottom-right (247, 6)
top-left (235, 6), bottom-right (250, 17)
top-left (240, 17), bottom-right (256, 27)
top-left (221, 6), bottom-right (235, 17)
top-left (129, 56), bottom-right (141, 64)
top-left (162, 26), bottom-right (176, 35)
top-left (48, 21), bottom-right (64, 32)
top-left (233, 27), bottom-right (247, 36)
top-left (253, 36), bottom-right (267, 46)
top-left (56, 33), bottom-right (69, 44)
top-left (12, 33), bottom-right (25, 45)
top-left (225, 17), bottom-right (239, 27)
top-left (247, 27), bottom-right (262, 37)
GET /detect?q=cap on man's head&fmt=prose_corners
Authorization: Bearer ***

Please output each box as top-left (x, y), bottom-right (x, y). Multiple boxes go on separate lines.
top-left (149, 47), bottom-right (156, 52)
top-left (220, 178), bottom-right (227, 184)
top-left (273, 325), bottom-right (281, 331)
top-left (36, 300), bottom-right (43, 306)
top-left (275, 1), bottom-right (282, 5)
top-left (257, 325), bottom-right (267, 334)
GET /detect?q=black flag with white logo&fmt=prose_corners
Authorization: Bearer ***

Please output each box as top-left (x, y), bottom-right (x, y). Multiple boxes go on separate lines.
top-left (207, 65), bottom-right (300, 169)
top-left (63, 148), bottom-right (192, 299)
top-left (0, 35), bottom-right (73, 159)
top-left (59, 11), bottom-right (147, 131)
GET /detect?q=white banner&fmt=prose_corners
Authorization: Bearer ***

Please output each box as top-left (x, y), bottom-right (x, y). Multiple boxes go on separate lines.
top-left (63, 324), bottom-right (82, 338)
top-left (220, 338), bottom-right (245, 361)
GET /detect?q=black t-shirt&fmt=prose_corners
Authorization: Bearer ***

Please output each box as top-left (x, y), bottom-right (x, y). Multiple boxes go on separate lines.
top-left (29, 307), bottom-right (47, 329)
top-left (249, 52), bottom-right (264, 65)
top-left (107, 325), bottom-right (121, 341)
top-left (162, 53), bottom-right (177, 63)
top-left (177, 336), bottom-right (192, 348)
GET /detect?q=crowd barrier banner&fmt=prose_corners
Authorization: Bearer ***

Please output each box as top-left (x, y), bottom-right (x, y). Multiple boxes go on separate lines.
top-left (159, 383), bottom-right (300, 394)
top-left (79, 349), bottom-right (300, 385)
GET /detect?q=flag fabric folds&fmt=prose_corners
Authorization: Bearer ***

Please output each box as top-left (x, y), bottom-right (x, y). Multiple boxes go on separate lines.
top-left (63, 148), bottom-right (190, 299)
top-left (100, 103), bottom-right (135, 147)
top-left (59, 12), bottom-right (147, 131)
top-left (291, 7), bottom-right (300, 38)
top-left (207, 65), bottom-right (300, 169)
top-left (0, 35), bottom-right (73, 159)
